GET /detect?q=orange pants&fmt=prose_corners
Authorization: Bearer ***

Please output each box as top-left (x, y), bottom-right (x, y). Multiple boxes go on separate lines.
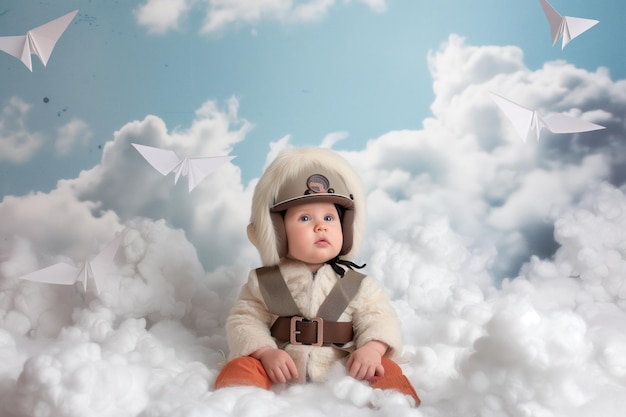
top-left (214, 356), bottom-right (420, 406)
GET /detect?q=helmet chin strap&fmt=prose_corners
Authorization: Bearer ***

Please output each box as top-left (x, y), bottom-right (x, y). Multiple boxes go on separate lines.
top-left (324, 256), bottom-right (366, 277)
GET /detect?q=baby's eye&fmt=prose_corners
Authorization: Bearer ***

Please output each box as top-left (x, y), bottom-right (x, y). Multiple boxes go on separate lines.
top-left (324, 215), bottom-right (334, 221)
top-left (299, 215), bottom-right (310, 222)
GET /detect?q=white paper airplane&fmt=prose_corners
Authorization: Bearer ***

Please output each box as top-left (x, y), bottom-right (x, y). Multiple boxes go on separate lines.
top-left (540, 0), bottom-right (598, 49)
top-left (132, 143), bottom-right (236, 192)
top-left (19, 231), bottom-right (124, 295)
top-left (0, 10), bottom-right (78, 71)
top-left (489, 91), bottom-right (605, 143)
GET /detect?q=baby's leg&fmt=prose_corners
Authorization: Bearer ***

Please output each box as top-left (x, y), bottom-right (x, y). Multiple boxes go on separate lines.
top-left (214, 356), bottom-right (272, 390)
top-left (368, 357), bottom-right (420, 406)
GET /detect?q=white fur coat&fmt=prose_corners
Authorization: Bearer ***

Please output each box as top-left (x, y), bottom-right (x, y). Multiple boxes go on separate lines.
top-left (225, 259), bottom-right (403, 383)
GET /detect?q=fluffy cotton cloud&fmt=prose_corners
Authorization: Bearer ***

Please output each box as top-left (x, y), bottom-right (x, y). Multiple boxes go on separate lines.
top-left (0, 215), bottom-right (241, 412)
top-left (0, 97), bottom-right (44, 164)
top-left (4, 182), bottom-right (626, 416)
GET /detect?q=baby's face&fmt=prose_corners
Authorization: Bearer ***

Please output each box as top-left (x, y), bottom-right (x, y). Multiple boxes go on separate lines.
top-left (284, 202), bottom-right (343, 271)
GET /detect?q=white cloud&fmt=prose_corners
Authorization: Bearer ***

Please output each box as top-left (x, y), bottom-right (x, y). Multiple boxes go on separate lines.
top-left (0, 97), bottom-right (254, 277)
top-left (332, 34), bottom-right (626, 278)
top-left (200, 0), bottom-right (321, 34)
top-left (55, 119), bottom-right (93, 156)
top-left (291, 0), bottom-right (335, 21)
top-left (428, 34), bottom-right (527, 119)
top-left (0, 97), bottom-right (44, 164)
top-left (64, 97), bottom-right (254, 271)
top-left (134, 0), bottom-right (388, 34)
top-left (487, 155), bottom-right (610, 230)
top-left (202, 0), bottom-right (388, 33)
top-left (134, 0), bottom-right (194, 34)
top-left (358, 0), bottom-right (386, 13)
top-left (320, 131), bottom-right (348, 149)
top-left (0, 187), bottom-right (121, 264)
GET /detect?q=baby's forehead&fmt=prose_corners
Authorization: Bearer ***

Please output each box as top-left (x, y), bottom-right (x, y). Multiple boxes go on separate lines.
top-left (285, 201), bottom-right (338, 214)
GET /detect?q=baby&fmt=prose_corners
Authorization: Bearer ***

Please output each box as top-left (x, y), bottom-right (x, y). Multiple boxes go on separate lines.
top-left (214, 147), bottom-right (419, 406)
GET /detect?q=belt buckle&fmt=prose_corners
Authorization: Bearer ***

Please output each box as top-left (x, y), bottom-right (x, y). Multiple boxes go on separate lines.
top-left (290, 316), bottom-right (324, 346)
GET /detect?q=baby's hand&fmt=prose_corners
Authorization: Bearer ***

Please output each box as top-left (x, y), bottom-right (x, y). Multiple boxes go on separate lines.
top-left (346, 340), bottom-right (388, 380)
top-left (254, 348), bottom-right (299, 384)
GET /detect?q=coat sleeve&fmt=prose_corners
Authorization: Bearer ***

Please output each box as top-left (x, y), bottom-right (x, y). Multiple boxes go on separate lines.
top-left (225, 269), bottom-right (278, 359)
top-left (349, 275), bottom-right (403, 358)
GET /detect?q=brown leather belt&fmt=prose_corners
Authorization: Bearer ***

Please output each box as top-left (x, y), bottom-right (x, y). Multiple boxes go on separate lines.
top-left (271, 316), bottom-right (353, 346)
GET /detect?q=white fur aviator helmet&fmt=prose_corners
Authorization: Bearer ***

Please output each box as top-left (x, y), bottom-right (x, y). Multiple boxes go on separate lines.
top-left (247, 147), bottom-right (366, 266)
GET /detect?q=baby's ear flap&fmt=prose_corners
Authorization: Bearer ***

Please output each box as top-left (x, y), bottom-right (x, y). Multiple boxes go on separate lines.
top-left (246, 223), bottom-right (258, 248)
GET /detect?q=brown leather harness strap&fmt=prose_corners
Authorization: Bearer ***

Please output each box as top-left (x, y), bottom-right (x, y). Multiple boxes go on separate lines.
top-left (256, 266), bottom-right (302, 317)
top-left (256, 265), bottom-right (365, 346)
top-left (316, 270), bottom-right (364, 321)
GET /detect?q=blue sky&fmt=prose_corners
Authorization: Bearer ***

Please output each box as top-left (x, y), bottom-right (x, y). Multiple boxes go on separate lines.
top-left (1, 0), bottom-right (624, 194)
